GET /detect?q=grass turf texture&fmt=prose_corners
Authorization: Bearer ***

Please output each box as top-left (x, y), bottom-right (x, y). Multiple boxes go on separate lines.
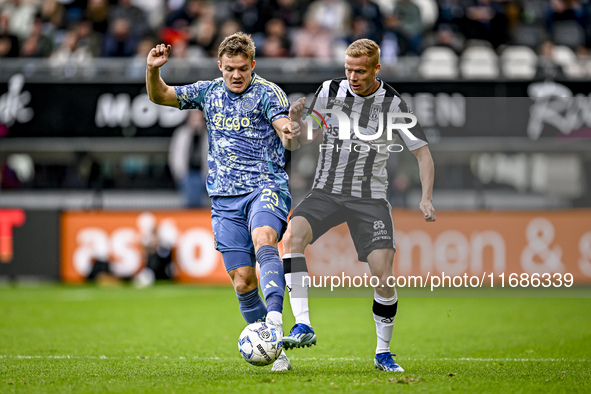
top-left (0, 284), bottom-right (589, 393)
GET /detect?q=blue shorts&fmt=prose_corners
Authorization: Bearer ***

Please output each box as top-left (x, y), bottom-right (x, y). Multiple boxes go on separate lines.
top-left (211, 187), bottom-right (291, 272)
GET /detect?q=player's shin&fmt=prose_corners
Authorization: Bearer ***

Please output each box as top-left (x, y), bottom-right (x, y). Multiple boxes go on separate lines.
top-left (236, 287), bottom-right (267, 324)
top-left (373, 289), bottom-right (398, 354)
top-left (256, 245), bottom-right (286, 324)
top-left (283, 253), bottom-right (311, 327)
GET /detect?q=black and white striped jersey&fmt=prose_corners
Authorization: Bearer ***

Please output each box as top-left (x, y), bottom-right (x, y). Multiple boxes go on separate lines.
top-left (307, 77), bottom-right (428, 200)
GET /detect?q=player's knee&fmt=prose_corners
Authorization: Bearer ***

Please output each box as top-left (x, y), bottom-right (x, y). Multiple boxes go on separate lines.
top-left (252, 227), bottom-right (278, 251)
top-left (375, 284), bottom-right (396, 299)
top-left (233, 276), bottom-right (258, 294)
top-left (282, 225), bottom-right (292, 252)
top-left (231, 268), bottom-right (258, 294)
top-left (373, 272), bottom-right (396, 298)
top-left (289, 227), bottom-right (311, 252)
top-left (253, 236), bottom-right (274, 251)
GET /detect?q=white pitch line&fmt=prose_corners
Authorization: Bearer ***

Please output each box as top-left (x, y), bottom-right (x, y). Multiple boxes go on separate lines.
top-left (0, 355), bottom-right (589, 362)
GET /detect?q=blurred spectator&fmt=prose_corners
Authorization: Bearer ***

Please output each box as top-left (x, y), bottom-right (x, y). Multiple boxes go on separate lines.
top-left (436, 0), bottom-right (465, 30)
top-left (346, 16), bottom-right (373, 44)
top-left (260, 18), bottom-right (290, 57)
top-left (167, 0), bottom-right (186, 12)
top-left (291, 14), bottom-right (334, 59)
top-left (231, 0), bottom-right (270, 35)
top-left (159, 21), bottom-right (189, 46)
top-left (135, 35), bottom-right (158, 58)
top-left (380, 13), bottom-right (405, 61)
top-left (75, 19), bottom-right (103, 57)
top-left (62, 0), bottom-right (88, 27)
top-left (546, 0), bottom-right (584, 31)
top-left (567, 45), bottom-right (591, 77)
top-left (351, 0), bottom-right (383, 42)
top-left (393, 0), bottom-right (424, 54)
top-left (49, 27), bottom-right (92, 66)
top-left (504, 0), bottom-right (522, 32)
top-left (161, 0), bottom-right (206, 46)
top-left (272, 0), bottom-right (306, 29)
top-left (20, 13), bottom-right (54, 57)
top-left (1, 0), bottom-right (37, 42)
top-left (131, 0), bottom-right (165, 32)
top-left (0, 10), bottom-right (20, 57)
top-left (0, 0), bottom-right (589, 66)
top-left (168, 110), bottom-right (207, 208)
top-left (165, 0), bottom-right (204, 28)
top-left (40, 0), bottom-right (65, 37)
top-left (85, 0), bottom-right (110, 35)
top-left (212, 18), bottom-right (241, 49)
top-left (169, 38), bottom-right (191, 58)
top-left (109, 0), bottom-right (152, 38)
top-left (546, 0), bottom-right (586, 48)
top-left (125, 35), bottom-right (157, 78)
top-left (134, 212), bottom-right (178, 287)
top-left (535, 39), bottom-right (566, 79)
top-left (62, 151), bottom-right (93, 188)
top-left (219, 18), bottom-right (242, 38)
top-left (102, 17), bottom-right (140, 57)
top-left (190, 9), bottom-right (217, 56)
top-left (463, 0), bottom-right (510, 48)
top-left (261, 34), bottom-right (289, 57)
top-left (421, 23), bottom-right (465, 55)
top-left (305, 0), bottom-right (351, 39)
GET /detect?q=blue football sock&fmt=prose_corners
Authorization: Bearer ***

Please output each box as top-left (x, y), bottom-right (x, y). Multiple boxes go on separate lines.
top-left (236, 287), bottom-right (267, 324)
top-left (256, 245), bottom-right (285, 314)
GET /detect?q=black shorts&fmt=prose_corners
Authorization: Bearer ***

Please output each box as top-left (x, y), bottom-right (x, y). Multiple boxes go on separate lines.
top-left (291, 188), bottom-right (396, 262)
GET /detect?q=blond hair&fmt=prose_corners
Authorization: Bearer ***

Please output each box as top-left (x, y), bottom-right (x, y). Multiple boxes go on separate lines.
top-left (345, 39), bottom-right (380, 67)
top-left (218, 32), bottom-right (256, 61)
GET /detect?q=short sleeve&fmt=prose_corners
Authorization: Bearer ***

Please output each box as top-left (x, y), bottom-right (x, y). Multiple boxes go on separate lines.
top-left (302, 82), bottom-right (328, 129)
top-left (390, 95), bottom-right (428, 151)
top-left (310, 82), bottom-right (328, 113)
top-left (174, 81), bottom-right (212, 111)
top-left (262, 83), bottom-right (290, 122)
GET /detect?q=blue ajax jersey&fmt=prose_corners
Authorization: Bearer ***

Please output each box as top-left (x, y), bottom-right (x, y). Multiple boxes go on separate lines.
top-left (175, 73), bottom-right (290, 197)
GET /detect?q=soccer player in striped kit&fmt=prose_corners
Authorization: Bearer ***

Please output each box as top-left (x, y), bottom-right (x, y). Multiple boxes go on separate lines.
top-left (146, 32), bottom-right (302, 371)
top-left (282, 38), bottom-right (436, 372)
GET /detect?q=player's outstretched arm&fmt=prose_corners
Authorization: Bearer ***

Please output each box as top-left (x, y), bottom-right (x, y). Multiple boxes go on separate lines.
top-left (146, 44), bottom-right (179, 108)
top-left (412, 145), bottom-right (436, 222)
top-left (274, 117), bottom-right (301, 151)
top-left (290, 97), bottom-right (322, 146)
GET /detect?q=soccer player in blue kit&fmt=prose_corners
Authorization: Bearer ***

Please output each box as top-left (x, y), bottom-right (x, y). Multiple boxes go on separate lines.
top-left (146, 32), bottom-right (302, 371)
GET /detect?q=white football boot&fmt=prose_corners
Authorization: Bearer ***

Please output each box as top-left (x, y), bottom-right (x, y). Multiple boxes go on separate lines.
top-left (266, 317), bottom-right (292, 371)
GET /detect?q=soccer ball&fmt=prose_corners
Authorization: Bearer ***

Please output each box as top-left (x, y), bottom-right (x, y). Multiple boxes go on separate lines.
top-left (238, 322), bottom-right (283, 366)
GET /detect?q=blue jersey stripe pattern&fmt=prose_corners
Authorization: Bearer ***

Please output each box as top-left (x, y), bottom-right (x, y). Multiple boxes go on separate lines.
top-left (174, 73), bottom-right (290, 197)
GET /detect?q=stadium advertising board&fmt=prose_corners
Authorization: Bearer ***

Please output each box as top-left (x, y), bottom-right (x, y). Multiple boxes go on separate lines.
top-left (60, 210), bottom-right (591, 287)
top-left (2, 77), bottom-right (590, 140)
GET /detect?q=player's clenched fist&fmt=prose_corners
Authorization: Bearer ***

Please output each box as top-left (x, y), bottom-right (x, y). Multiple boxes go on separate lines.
top-left (147, 44), bottom-right (172, 69)
top-left (420, 200), bottom-right (436, 222)
top-left (289, 97), bottom-right (306, 122)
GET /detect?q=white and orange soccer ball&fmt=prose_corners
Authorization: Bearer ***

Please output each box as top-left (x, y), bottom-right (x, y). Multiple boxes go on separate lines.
top-left (238, 322), bottom-right (282, 366)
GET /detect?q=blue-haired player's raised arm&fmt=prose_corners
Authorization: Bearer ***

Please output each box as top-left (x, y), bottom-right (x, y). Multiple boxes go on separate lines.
top-left (146, 32), bottom-right (295, 372)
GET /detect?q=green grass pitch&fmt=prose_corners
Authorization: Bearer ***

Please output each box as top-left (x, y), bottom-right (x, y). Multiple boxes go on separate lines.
top-left (0, 284), bottom-right (590, 393)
